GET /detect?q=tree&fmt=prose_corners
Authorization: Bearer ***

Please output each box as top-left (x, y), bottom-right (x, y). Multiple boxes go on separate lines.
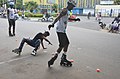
top-left (0, 0), bottom-right (7, 7)
top-left (114, 0), bottom-right (120, 5)
top-left (16, 0), bottom-right (23, 10)
top-left (24, 1), bottom-right (38, 13)
top-left (52, 4), bottom-right (58, 13)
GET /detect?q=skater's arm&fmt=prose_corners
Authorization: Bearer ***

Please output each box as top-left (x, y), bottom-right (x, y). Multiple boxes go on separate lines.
top-left (42, 36), bottom-right (52, 45)
top-left (48, 8), bottom-right (67, 30)
top-left (52, 9), bottom-right (67, 25)
top-left (7, 9), bottom-right (9, 20)
top-left (41, 40), bottom-right (46, 49)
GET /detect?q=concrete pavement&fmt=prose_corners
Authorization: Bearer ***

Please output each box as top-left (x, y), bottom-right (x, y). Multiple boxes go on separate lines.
top-left (0, 17), bottom-right (120, 79)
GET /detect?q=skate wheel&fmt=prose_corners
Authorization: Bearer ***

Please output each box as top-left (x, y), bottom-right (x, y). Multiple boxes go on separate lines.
top-left (60, 62), bottom-right (62, 66)
top-left (69, 64), bottom-right (72, 67)
top-left (18, 52), bottom-right (21, 56)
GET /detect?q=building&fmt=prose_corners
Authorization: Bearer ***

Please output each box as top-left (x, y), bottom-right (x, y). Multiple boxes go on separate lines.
top-left (23, 0), bottom-right (118, 16)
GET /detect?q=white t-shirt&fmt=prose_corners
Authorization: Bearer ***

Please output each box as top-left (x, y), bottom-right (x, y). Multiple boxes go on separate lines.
top-left (8, 8), bottom-right (16, 19)
top-left (56, 9), bottom-right (68, 33)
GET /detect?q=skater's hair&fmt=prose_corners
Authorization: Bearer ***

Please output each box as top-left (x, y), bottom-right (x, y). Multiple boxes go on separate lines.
top-left (45, 31), bottom-right (50, 36)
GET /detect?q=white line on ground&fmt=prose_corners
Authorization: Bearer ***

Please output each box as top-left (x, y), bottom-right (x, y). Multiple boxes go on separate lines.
top-left (0, 55), bottom-right (30, 65)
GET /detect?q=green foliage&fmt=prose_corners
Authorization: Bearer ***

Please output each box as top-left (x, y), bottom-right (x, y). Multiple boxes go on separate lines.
top-left (16, 0), bottom-right (23, 10)
top-left (51, 13), bottom-right (59, 17)
top-left (24, 12), bottom-right (33, 17)
top-left (52, 4), bottom-right (58, 13)
top-left (18, 11), bottom-right (43, 17)
top-left (114, 0), bottom-right (120, 5)
top-left (18, 11), bottom-right (22, 16)
top-left (33, 13), bottom-right (43, 17)
top-left (24, 1), bottom-right (38, 13)
top-left (0, 0), bottom-right (7, 7)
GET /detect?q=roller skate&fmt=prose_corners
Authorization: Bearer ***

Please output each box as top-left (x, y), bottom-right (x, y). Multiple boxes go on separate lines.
top-left (31, 50), bottom-right (37, 56)
top-left (48, 54), bottom-right (58, 67)
top-left (12, 48), bottom-right (21, 56)
top-left (60, 54), bottom-right (72, 67)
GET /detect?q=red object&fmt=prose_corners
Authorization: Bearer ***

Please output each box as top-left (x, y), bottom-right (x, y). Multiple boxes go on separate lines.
top-left (96, 69), bottom-right (101, 72)
top-left (69, 15), bottom-right (76, 22)
top-left (69, 59), bottom-right (74, 62)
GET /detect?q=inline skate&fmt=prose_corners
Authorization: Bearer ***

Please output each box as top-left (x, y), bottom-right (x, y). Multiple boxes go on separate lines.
top-left (48, 54), bottom-right (58, 67)
top-left (12, 48), bottom-right (21, 56)
top-left (60, 54), bottom-right (72, 67)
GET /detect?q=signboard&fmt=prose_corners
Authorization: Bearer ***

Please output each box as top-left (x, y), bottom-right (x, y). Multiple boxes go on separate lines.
top-left (100, 1), bottom-right (114, 5)
top-left (96, 5), bottom-right (120, 17)
top-left (47, 0), bottom-right (56, 4)
top-left (83, 8), bottom-right (94, 15)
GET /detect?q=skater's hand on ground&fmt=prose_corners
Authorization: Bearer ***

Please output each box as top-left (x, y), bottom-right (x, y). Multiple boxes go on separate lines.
top-left (48, 24), bottom-right (54, 30)
top-left (43, 47), bottom-right (47, 49)
top-left (48, 42), bottom-right (52, 45)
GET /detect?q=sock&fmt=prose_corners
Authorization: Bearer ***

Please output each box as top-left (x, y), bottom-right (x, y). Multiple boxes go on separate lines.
top-left (55, 52), bottom-right (59, 55)
top-left (63, 52), bottom-right (66, 55)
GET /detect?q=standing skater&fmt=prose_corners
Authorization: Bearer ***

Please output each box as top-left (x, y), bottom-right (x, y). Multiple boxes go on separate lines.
top-left (7, 2), bottom-right (17, 36)
top-left (48, 0), bottom-right (76, 67)
top-left (12, 31), bottom-right (52, 56)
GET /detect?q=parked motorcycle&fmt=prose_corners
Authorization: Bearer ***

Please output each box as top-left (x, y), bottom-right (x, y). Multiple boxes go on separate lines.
top-left (38, 15), bottom-right (54, 22)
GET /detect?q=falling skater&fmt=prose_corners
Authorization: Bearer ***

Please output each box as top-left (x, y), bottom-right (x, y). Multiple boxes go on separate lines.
top-left (12, 31), bottom-right (52, 56)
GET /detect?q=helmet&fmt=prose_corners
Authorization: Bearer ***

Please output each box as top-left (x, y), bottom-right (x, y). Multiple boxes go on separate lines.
top-left (45, 31), bottom-right (50, 36)
top-left (67, 0), bottom-right (76, 7)
top-left (9, 2), bottom-right (14, 6)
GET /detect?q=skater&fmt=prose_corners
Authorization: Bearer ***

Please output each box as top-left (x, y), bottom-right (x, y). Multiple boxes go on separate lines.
top-left (12, 31), bottom-right (52, 56)
top-left (7, 2), bottom-right (17, 36)
top-left (48, 0), bottom-right (76, 67)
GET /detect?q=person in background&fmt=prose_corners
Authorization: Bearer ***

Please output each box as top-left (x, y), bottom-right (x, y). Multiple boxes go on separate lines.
top-left (7, 2), bottom-right (17, 36)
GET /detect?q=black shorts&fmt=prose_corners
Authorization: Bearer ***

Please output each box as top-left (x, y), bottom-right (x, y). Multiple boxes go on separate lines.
top-left (57, 32), bottom-right (70, 47)
top-left (8, 19), bottom-right (15, 26)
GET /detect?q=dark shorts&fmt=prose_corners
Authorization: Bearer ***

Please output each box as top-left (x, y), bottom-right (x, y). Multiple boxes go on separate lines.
top-left (8, 19), bottom-right (15, 26)
top-left (57, 32), bottom-right (70, 47)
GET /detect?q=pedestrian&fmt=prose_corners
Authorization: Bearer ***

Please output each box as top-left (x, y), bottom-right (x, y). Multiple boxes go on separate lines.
top-left (87, 12), bottom-right (91, 19)
top-left (7, 2), bottom-right (17, 36)
top-left (48, 0), bottom-right (76, 67)
top-left (12, 31), bottom-right (52, 56)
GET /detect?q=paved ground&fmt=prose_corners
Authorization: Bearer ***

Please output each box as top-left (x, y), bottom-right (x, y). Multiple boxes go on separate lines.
top-left (0, 16), bottom-right (120, 79)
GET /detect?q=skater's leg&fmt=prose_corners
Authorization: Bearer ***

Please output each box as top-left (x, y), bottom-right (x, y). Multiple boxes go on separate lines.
top-left (63, 43), bottom-right (69, 53)
top-left (60, 33), bottom-right (72, 66)
top-left (8, 20), bottom-right (12, 36)
top-left (18, 38), bottom-right (34, 52)
top-left (12, 20), bottom-right (16, 36)
top-left (57, 46), bottom-right (63, 53)
top-left (31, 40), bottom-right (41, 56)
top-left (34, 39), bottom-right (41, 51)
top-left (48, 32), bottom-right (68, 67)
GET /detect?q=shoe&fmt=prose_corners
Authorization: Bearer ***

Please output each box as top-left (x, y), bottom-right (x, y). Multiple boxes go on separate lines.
top-left (31, 50), bottom-right (37, 56)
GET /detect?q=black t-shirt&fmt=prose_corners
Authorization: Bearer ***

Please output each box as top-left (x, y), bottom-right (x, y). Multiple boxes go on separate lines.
top-left (33, 33), bottom-right (43, 42)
